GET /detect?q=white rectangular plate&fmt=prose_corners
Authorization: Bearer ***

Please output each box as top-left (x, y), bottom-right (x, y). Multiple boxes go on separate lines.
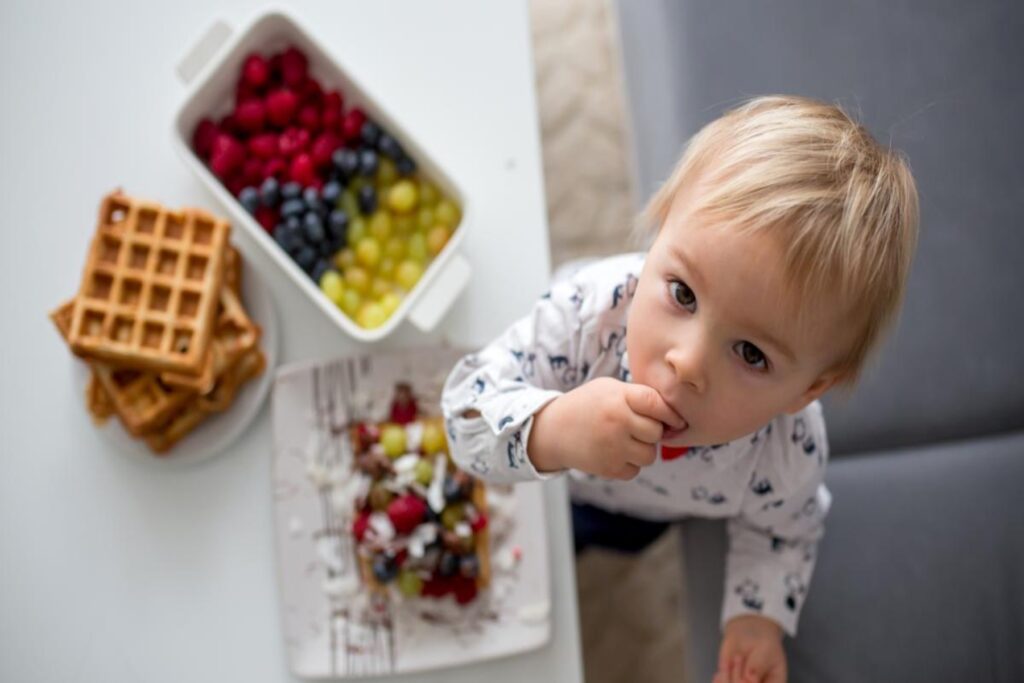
top-left (271, 349), bottom-right (551, 678)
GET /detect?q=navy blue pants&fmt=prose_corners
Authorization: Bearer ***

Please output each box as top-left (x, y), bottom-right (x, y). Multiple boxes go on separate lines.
top-left (571, 502), bottom-right (671, 554)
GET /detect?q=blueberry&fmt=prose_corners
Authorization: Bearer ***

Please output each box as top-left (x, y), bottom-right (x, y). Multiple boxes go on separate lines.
top-left (438, 551), bottom-right (458, 578)
top-left (285, 214), bottom-right (302, 232)
top-left (280, 198), bottom-right (305, 218)
top-left (327, 209), bottom-right (349, 240)
top-left (260, 177), bottom-right (280, 207)
top-left (296, 246), bottom-right (318, 272)
top-left (443, 476), bottom-right (465, 502)
top-left (332, 148), bottom-right (359, 178)
top-left (322, 180), bottom-right (342, 207)
top-left (359, 148), bottom-right (379, 177)
top-left (395, 155), bottom-right (417, 176)
top-left (303, 212), bottom-right (325, 244)
top-left (378, 133), bottom-right (404, 160)
top-left (360, 120), bottom-right (381, 148)
top-left (358, 185), bottom-right (377, 214)
top-left (301, 185), bottom-right (321, 210)
top-left (372, 554), bottom-right (398, 583)
top-left (281, 181), bottom-right (302, 200)
top-left (238, 187), bottom-right (260, 214)
top-left (311, 259), bottom-right (331, 284)
top-left (460, 554), bottom-right (480, 579)
top-left (275, 224), bottom-right (303, 255)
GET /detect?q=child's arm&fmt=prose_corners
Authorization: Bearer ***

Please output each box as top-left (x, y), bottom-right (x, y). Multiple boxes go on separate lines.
top-left (721, 405), bottom-right (831, 639)
top-left (441, 262), bottom-right (682, 484)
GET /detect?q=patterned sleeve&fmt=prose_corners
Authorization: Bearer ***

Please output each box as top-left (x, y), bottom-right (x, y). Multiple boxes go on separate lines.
top-left (441, 273), bottom-right (595, 484)
top-left (721, 402), bottom-right (832, 637)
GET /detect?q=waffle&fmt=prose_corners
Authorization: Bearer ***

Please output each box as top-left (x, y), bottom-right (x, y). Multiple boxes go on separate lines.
top-left (143, 346), bottom-right (266, 454)
top-left (51, 299), bottom-right (195, 435)
top-left (158, 247), bottom-right (255, 394)
top-left (67, 191), bottom-right (230, 376)
top-left (85, 373), bottom-right (115, 424)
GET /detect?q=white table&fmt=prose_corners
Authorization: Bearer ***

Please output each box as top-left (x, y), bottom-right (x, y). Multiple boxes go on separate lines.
top-left (0, 1), bottom-right (583, 681)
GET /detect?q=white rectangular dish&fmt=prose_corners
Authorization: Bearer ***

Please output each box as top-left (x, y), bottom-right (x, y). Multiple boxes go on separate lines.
top-left (171, 9), bottom-right (471, 342)
top-left (271, 349), bottom-right (551, 678)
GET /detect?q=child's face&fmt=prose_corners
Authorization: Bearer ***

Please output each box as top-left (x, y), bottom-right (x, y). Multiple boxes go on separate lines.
top-left (626, 187), bottom-right (846, 447)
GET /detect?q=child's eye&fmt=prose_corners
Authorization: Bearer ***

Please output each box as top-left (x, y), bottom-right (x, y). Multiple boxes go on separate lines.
top-left (734, 341), bottom-right (769, 371)
top-left (668, 280), bottom-right (696, 312)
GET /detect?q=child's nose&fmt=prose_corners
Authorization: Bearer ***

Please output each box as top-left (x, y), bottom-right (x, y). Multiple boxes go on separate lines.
top-left (665, 341), bottom-right (707, 394)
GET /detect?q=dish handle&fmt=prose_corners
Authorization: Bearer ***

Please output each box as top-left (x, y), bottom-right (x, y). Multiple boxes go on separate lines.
top-left (176, 19), bottom-right (234, 86)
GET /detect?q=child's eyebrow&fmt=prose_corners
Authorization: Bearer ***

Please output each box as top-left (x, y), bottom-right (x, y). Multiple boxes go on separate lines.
top-left (669, 245), bottom-right (704, 290)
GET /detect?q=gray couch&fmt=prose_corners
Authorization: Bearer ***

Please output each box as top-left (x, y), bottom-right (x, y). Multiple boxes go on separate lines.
top-left (614, 1), bottom-right (1024, 681)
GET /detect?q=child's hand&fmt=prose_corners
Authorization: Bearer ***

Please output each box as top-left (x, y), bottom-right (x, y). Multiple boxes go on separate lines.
top-left (713, 615), bottom-right (787, 683)
top-left (527, 377), bottom-right (685, 478)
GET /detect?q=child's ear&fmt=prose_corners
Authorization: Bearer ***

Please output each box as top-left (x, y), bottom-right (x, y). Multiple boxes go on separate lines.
top-left (785, 373), bottom-right (841, 414)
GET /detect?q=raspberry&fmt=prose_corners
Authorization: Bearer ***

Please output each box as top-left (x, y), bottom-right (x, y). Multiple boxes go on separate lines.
top-left (341, 108), bottom-right (366, 142)
top-left (298, 104), bottom-right (320, 132)
top-left (453, 576), bottom-right (478, 605)
top-left (209, 134), bottom-right (245, 179)
top-left (469, 512), bottom-right (488, 533)
top-left (310, 132), bottom-right (340, 169)
top-left (226, 174), bottom-right (246, 197)
top-left (352, 510), bottom-right (371, 542)
top-left (323, 91), bottom-right (343, 116)
top-left (265, 89), bottom-right (299, 127)
top-left (386, 494), bottom-right (427, 535)
top-left (192, 118), bottom-right (219, 159)
top-left (289, 153), bottom-right (316, 186)
top-left (235, 81), bottom-right (260, 105)
top-left (234, 100), bottom-right (266, 133)
top-left (299, 76), bottom-right (323, 106)
top-left (241, 53), bottom-right (269, 88)
top-left (263, 157), bottom-right (288, 180)
top-left (278, 127), bottom-right (310, 157)
top-left (280, 46), bottom-right (308, 87)
top-left (247, 133), bottom-right (278, 159)
top-left (242, 157), bottom-right (263, 185)
top-left (254, 205), bottom-right (278, 233)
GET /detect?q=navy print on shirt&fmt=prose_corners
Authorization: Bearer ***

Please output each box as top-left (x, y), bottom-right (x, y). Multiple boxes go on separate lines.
top-left (750, 474), bottom-right (774, 496)
top-left (611, 273), bottom-right (639, 309)
top-left (784, 572), bottom-right (806, 612)
top-left (691, 486), bottom-right (728, 505)
top-left (510, 349), bottom-right (537, 378)
top-left (506, 429), bottom-right (526, 469)
top-left (497, 415), bottom-right (514, 431)
top-left (736, 579), bottom-right (764, 612)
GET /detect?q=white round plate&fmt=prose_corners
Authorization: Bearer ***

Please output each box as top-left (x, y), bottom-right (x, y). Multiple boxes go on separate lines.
top-left (71, 255), bottom-right (279, 467)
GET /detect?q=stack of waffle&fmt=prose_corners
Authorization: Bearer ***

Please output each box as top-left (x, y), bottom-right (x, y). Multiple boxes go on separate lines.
top-left (50, 190), bottom-right (266, 454)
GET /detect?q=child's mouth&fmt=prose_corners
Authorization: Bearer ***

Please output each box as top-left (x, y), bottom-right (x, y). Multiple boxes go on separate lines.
top-left (662, 421), bottom-right (689, 442)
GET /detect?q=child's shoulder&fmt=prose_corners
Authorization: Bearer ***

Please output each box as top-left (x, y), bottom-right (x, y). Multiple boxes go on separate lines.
top-left (749, 401), bottom-right (829, 482)
top-left (549, 252), bottom-right (646, 313)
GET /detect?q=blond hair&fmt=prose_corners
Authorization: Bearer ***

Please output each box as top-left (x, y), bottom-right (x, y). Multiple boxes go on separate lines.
top-left (641, 95), bottom-right (919, 385)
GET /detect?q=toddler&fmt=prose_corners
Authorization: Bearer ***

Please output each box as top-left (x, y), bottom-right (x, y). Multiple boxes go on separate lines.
top-left (442, 95), bottom-right (919, 683)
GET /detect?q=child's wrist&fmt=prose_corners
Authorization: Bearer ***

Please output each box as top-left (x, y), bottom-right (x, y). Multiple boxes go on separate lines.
top-left (527, 397), bottom-right (567, 473)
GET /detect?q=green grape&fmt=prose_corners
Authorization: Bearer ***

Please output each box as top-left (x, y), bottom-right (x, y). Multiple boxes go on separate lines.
top-left (393, 212), bottom-right (416, 236)
top-left (345, 265), bottom-right (371, 295)
top-left (395, 260), bottom-right (424, 292)
top-left (357, 301), bottom-right (388, 329)
top-left (356, 236), bottom-right (382, 269)
top-left (378, 257), bottom-right (397, 279)
top-left (397, 568), bottom-right (424, 597)
top-left (340, 289), bottom-right (362, 317)
top-left (347, 216), bottom-right (367, 247)
top-left (418, 178), bottom-right (440, 207)
top-left (426, 225), bottom-right (451, 256)
top-left (384, 235), bottom-right (406, 260)
top-left (340, 189), bottom-right (360, 217)
top-left (370, 276), bottom-right (393, 300)
top-left (407, 233), bottom-right (428, 263)
top-left (334, 247), bottom-right (356, 271)
top-left (379, 292), bottom-right (401, 317)
top-left (388, 180), bottom-right (419, 213)
top-left (376, 157), bottom-right (398, 187)
top-left (416, 207), bottom-right (435, 233)
top-left (440, 503), bottom-right (464, 530)
top-left (319, 270), bottom-right (345, 306)
top-left (379, 424), bottom-right (407, 458)
top-left (414, 457), bottom-right (434, 486)
top-left (368, 210), bottom-right (393, 242)
top-left (435, 198), bottom-right (460, 228)
top-left (421, 420), bottom-right (447, 455)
